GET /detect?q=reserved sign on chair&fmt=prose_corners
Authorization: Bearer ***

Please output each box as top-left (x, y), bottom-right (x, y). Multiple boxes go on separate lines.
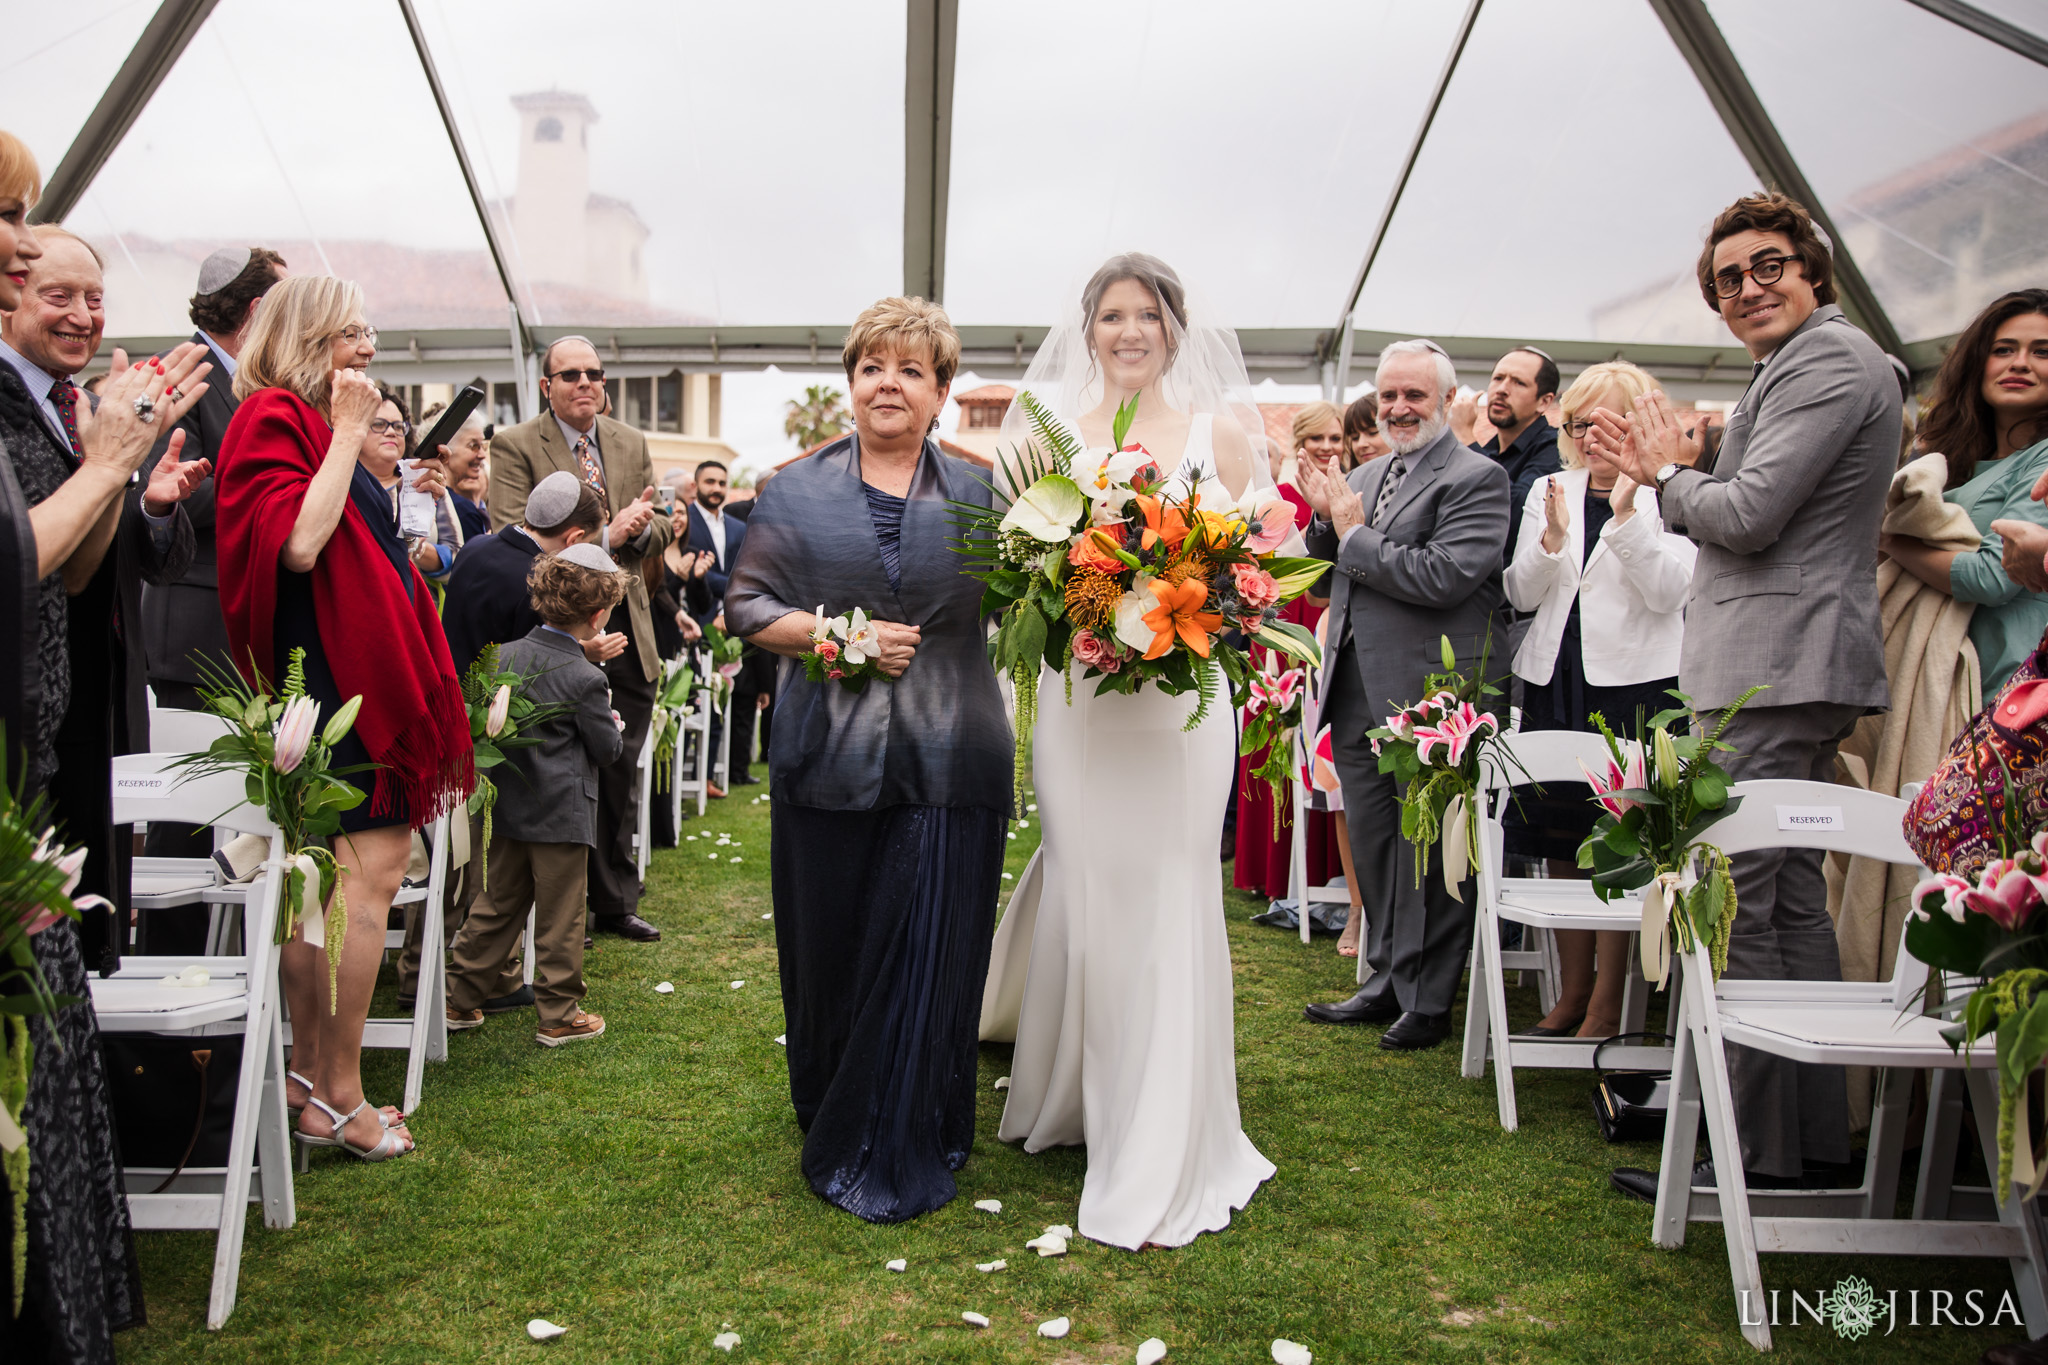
top-left (1775, 806), bottom-right (1843, 831)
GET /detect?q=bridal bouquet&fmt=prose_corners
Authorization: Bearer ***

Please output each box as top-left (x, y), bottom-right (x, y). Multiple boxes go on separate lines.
top-left (803, 606), bottom-right (892, 692)
top-left (959, 389), bottom-right (1326, 804)
top-left (1368, 636), bottom-right (1509, 899)
top-left (1240, 660), bottom-right (1305, 835)
top-left (1575, 686), bottom-right (1765, 986)
top-left (460, 644), bottom-right (568, 887)
top-left (172, 652), bottom-right (370, 1010)
top-left (0, 726), bottom-right (109, 1313)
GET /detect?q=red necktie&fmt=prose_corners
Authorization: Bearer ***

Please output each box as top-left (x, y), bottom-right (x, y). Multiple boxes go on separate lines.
top-left (49, 377), bottom-right (85, 458)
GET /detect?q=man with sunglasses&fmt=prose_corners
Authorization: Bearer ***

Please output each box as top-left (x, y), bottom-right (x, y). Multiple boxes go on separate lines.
top-left (488, 335), bottom-right (673, 942)
top-left (1602, 192), bottom-right (1898, 1203)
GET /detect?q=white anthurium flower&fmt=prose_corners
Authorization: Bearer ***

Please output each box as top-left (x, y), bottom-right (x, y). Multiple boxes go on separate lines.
top-left (841, 607), bottom-right (880, 666)
top-left (998, 473), bottom-right (1087, 542)
top-left (1113, 587), bottom-right (1157, 654)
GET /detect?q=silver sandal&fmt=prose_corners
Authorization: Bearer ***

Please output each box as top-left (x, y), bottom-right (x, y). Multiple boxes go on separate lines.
top-left (288, 1070), bottom-right (403, 1128)
top-left (296, 1096), bottom-right (414, 1163)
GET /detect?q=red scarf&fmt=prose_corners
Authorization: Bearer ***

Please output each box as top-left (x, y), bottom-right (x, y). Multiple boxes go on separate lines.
top-left (216, 388), bottom-right (473, 828)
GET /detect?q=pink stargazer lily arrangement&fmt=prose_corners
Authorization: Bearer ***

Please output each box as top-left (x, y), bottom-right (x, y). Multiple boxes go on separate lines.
top-left (1579, 742), bottom-right (1649, 819)
top-left (1368, 637), bottom-right (1513, 897)
top-left (1412, 700), bottom-right (1498, 769)
top-left (1240, 662), bottom-right (1308, 836)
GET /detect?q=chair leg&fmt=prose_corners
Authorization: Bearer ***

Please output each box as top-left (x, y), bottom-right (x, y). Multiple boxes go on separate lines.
top-left (1689, 972), bottom-right (1769, 1351)
top-left (1965, 1068), bottom-right (2048, 1337)
top-left (524, 908), bottom-right (537, 988)
top-left (255, 1011), bottom-right (295, 1230)
top-left (1292, 782), bottom-right (1310, 947)
top-left (1533, 926), bottom-right (1560, 1017)
top-left (207, 993), bottom-right (272, 1329)
top-left (1652, 992), bottom-right (1700, 1250)
top-left (1620, 939), bottom-right (1649, 1036)
top-left (1459, 907), bottom-right (1491, 1078)
top-left (1914, 1067), bottom-right (1965, 1221)
top-left (1859, 1066), bottom-right (1911, 1218)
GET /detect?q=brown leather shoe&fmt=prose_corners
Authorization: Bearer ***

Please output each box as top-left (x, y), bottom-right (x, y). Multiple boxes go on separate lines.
top-left (536, 1011), bottom-right (606, 1048)
top-left (446, 1006), bottom-right (485, 1031)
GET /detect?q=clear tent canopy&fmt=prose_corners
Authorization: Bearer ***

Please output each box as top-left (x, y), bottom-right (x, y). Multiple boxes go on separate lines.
top-left (14, 0), bottom-right (2048, 415)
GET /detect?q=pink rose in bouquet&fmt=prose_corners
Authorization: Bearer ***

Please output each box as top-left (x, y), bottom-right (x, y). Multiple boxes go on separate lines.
top-left (1071, 629), bottom-right (1123, 674)
top-left (1230, 563), bottom-right (1281, 613)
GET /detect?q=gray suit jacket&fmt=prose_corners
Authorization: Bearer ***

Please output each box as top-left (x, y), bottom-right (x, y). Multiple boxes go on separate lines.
top-left (1661, 304), bottom-right (1899, 712)
top-left (491, 627), bottom-right (625, 848)
top-left (1306, 426), bottom-right (1511, 719)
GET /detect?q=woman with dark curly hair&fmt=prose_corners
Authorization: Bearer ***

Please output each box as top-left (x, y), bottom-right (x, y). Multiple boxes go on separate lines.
top-left (1881, 289), bottom-right (2048, 701)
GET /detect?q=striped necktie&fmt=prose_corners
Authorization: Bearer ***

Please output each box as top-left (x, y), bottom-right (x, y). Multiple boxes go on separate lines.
top-left (1370, 455), bottom-right (1407, 529)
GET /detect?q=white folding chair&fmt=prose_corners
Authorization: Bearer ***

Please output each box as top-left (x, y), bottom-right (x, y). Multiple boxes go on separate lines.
top-left (1285, 776), bottom-right (1352, 948)
top-left (130, 708), bottom-right (251, 953)
top-left (1461, 730), bottom-right (1658, 1130)
top-left (96, 756), bottom-right (294, 1331)
top-left (1651, 778), bottom-right (2048, 1350)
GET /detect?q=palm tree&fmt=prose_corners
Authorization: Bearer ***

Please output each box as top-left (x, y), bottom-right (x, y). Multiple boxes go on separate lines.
top-left (784, 384), bottom-right (851, 450)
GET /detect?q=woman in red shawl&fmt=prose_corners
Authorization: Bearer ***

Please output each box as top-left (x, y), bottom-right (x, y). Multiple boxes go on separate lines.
top-left (215, 276), bottom-right (472, 1161)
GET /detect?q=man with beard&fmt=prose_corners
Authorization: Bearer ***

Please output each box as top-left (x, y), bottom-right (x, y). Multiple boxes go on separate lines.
top-left (1471, 346), bottom-right (1560, 567)
top-left (1296, 339), bottom-right (1511, 1051)
top-left (683, 459), bottom-right (756, 789)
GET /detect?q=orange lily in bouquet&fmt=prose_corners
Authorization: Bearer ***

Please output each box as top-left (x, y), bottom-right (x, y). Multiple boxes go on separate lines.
top-left (954, 390), bottom-right (1326, 809)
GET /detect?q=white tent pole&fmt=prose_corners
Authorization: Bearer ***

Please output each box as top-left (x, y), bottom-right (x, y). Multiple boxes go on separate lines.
top-left (1326, 0), bottom-right (1486, 358)
top-left (903, 0), bottom-right (960, 302)
top-left (32, 0), bottom-right (221, 226)
top-left (1646, 0), bottom-right (1909, 363)
top-left (1904, 0), bottom-right (2048, 68)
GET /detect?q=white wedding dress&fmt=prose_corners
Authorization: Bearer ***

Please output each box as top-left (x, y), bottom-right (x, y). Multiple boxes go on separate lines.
top-left (980, 414), bottom-right (1276, 1249)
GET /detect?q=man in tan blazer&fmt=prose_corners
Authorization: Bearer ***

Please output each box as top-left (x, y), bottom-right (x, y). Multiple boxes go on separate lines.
top-left (489, 336), bottom-right (674, 939)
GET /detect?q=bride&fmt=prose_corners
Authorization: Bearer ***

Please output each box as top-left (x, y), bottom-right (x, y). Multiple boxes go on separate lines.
top-left (980, 253), bottom-right (1278, 1249)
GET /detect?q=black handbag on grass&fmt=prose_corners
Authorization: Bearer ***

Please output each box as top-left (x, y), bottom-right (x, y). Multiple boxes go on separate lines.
top-left (1592, 1032), bottom-right (1673, 1144)
top-left (102, 1034), bottom-right (241, 1191)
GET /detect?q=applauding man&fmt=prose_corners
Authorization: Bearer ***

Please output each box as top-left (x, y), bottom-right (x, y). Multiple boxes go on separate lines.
top-left (1298, 340), bottom-right (1510, 1052)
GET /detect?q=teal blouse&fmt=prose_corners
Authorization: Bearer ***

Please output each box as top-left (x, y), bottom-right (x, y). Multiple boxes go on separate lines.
top-left (1947, 437), bottom-right (2048, 703)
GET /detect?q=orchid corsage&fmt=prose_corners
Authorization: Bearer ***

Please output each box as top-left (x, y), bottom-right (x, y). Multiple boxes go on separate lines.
top-left (804, 605), bottom-right (892, 692)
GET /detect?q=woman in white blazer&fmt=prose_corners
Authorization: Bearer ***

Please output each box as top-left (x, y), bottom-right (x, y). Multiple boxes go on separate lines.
top-left (1503, 361), bottom-right (1698, 1038)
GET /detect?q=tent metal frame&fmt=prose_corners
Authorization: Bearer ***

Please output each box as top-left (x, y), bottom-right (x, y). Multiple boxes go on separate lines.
top-left (45, 0), bottom-right (2024, 386)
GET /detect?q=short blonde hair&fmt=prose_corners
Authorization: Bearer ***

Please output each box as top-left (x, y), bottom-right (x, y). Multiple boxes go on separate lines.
top-left (841, 296), bottom-right (959, 389)
top-left (0, 130), bottom-right (40, 208)
top-left (1557, 360), bottom-right (1658, 469)
top-left (1291, 400), bottom-right (1342, 450)
top-left (234, 274), bottom-right (367, 416)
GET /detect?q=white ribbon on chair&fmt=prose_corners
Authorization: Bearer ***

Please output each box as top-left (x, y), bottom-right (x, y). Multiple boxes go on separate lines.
top-left (450, 808), bottom-right (471, 869)
top-left (0, 1106), bottom-right (22, 1154)
top-left (1442, 792), bottom-right (1470, 902)
top-left (284, 853), bottom-right (328, 949)
top-left (1640, 870), bottom-right (1682, 988)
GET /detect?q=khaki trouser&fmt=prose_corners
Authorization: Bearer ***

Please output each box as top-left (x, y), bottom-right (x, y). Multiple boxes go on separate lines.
top-left (447, 836), bottom-right (590, 1031)
top-left (397, 807), bottom-right (524, 1001)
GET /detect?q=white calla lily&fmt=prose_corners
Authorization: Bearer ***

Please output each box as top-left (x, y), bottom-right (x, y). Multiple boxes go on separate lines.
top-left (998, 474), bottom-right (1086, 542)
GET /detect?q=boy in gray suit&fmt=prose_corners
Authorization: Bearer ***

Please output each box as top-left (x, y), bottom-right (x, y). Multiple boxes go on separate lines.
top-left (446, 544), bottom-right (629, 1047)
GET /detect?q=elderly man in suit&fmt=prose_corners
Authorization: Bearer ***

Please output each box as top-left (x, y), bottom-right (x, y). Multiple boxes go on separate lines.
top-left (1605, 194), bottom-right (1898, 1199)
top-left (1298, 339), bottom-right (1512, 1052)
top-left (488, 336), bottom-right (673, 941)
top-left (0, 226), bottom-right (207, 969)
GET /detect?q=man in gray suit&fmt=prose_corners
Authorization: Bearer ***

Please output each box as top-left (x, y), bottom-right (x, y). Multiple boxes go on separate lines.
top-left (1298, 340), bottom-right (1512, 1051)
top-left (1606, 193), bottom-right (1899, 1197)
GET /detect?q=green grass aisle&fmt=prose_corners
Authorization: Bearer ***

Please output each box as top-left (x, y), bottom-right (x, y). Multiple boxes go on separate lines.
top-left (118, 787), bottom-right (2013, 1362)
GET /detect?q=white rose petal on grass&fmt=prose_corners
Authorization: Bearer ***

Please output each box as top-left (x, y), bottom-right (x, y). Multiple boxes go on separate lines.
top-left (1037, 1317), bottom-right (1071, 1339)
top-left (972, 1199), bottom-right (1002, 1214)
top-left (526, 1319), bottom-right (567, 1340)
top-left (730, 980), bottom-right (746, 989)
top-left (1271, 1340), bottom-right (1313, 1365)
top-left (761, 912), bottom-right (773, 920)
top-left (961, 1312), bottom-right (990, 1328)
top-left (731, 856), bottom-right (744, 863)
top-left (1025, 1233), bottom-right (1068, 1257)
top-left (1028, 803), bottom-right (1038, 812)
top-left (1043, 1224), bottom-right (1073, 1239)
top-left (1137, 1339), bottom-right (1167, 1365)
top-left (712, 1331), bottom-right (742, 1352)
top-left (708, 853), bottom-right (718, 861)
top-left (686, 834), bottom-right (698, 841)
top-left (1002, 873), bottom-right (1014, 881)
top-left (1006, 832), bottom-right (1016, 841)
top-left (774, 1034), bottom-right (786, 1046)
top-left (654, 981), bottom-right (675, 994)
top-left (993, 1076), bottom-right (1011, 1090)
top-left (975, 1259), bottom-right (1006, 1273)
top-left (886, 1258), bottom-right (907, 1272)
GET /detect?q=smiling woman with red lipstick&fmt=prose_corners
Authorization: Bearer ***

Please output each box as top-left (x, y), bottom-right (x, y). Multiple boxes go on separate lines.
top-left (1881, 289), bottom-right (2048, 700)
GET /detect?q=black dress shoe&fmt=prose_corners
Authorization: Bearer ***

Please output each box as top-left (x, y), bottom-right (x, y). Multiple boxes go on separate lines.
top-left (732, 773), bottom-right (761, 786)
top-left (1520, 1015), bottom-right (1586, 1038)
top-left (1378, 1010), bottom-right (1453, 1051)
top-left (1303, 989), bottom-right (1401, 1026)
top-left (483, 984), bottom-right (536, 1014)
top-left (594, 913), bottom-right (661, 942)
top-left (1610, 1159), bottom-right (1800, 1204)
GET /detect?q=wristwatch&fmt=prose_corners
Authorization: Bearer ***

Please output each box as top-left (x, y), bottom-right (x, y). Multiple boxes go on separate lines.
top-left (1654, 462), bottom-right (1686, 490)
